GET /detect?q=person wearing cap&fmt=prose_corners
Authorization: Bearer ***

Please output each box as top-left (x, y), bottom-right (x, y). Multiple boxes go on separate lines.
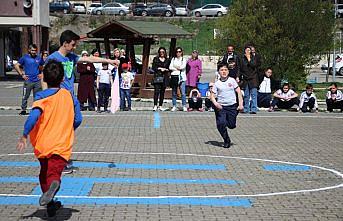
top-left (120, 63), bottom-right (135, 111)
top-left (186, 50), bottom-right (202, 95)
top-left (76, 51), bottom-right (96, 111)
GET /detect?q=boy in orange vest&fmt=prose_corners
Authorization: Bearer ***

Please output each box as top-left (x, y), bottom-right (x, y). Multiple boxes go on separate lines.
top-left (16, 60), bottom-right (82, 217)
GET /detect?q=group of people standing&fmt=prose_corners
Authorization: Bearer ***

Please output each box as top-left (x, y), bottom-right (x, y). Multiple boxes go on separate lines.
top-left (151, 47), bottom-right (203, 112)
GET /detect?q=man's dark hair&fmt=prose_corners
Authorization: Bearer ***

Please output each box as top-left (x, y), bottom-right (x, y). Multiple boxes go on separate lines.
top-left (59, 30), bottom-right (80, 46)
top-left (217, 62), bottom-right (229, 70)
top-left (28, 44), bottom-right (38, 50)
top-left (43, 60), bottom-right (64, 87)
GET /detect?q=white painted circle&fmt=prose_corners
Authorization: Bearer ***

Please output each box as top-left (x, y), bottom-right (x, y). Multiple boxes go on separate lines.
top-left (0, 151), bottom-right (342, 199)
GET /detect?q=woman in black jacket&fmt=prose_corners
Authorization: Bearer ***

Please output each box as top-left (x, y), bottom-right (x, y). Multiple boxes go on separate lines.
top-left (238, 46), bottom-right (258, 114)
top-left (152, 47), bottom-right (170, 111)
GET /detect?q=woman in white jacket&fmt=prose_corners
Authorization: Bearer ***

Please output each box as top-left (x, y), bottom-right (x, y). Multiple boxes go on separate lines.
top-left (169, 47), bottom-right (187, 112)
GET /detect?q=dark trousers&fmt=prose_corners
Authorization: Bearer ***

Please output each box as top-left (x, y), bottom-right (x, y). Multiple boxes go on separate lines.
top-left (120, 88), bottom-right (131, 109)
top-left (77, 74), bottom-right (96, 109)
top-left (38, 155), bottom-right (67, 194)
top-left (205, 98), bottom-right (213, 109)
top-left (301, 97), bottom-right (315, 112)
top-left (188, 97), bottom-right (203, 110)
top-left (257, 92), bottom-right (272, 108)
top-left (153, 84), bottom-right (166, 106)
top-left (326, 99), bottom-right (343, 112)
top-left (215, 104), bottom-right (238, 143)
top-left (21, 81), bottom-right (42, 110)
top-left (271, 97), bottom-right (299, 109)
top-left (97, 83), bottom-right (111, 110)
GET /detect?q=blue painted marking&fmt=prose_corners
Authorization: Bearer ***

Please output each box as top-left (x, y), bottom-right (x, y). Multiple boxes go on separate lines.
top-left (0, 196), bottom-right (252, 207)
top-left (153, 112), bottom-right (160, 128)
top-left (263, 164), bottom-right (311, 171)
top-left (0, 161), bottom-right (226, 171)
top-left (0, 177), bottom-right (238, 185)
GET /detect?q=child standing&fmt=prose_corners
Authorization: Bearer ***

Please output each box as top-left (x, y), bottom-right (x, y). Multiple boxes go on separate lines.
top-left (16, 60), bottom-right (82, 217)
top-left (120, 63), bottom-right (134, 111)
top-left (211, 63), bottom-right (243, 148)
top-left (96, 63), bottom-right (113, 113)
top-left (299, 84), bottom-right (318, 113)
top-left (326, 83), bottom-right (343, 112)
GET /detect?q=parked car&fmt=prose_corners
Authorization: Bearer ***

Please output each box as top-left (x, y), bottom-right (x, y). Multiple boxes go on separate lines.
top-left (321, 54), bottom-right (343, 75)
top-left (135, 3), bottom-right (176, 17)
top-left (132, 3), bottom-right (148, 15)
top-left (5, 55), bottom-right (13, 72)
top-left (72, 3), bottom-right (86, 14)
top-left (92, 2), bottom-right (130, 16)
top-left (191, 4), bottom-right (227, 17)
top-left (49, 1), bottom-right (72, 14)
top-left (87, 2), bottom-right (102, 14)
top-left (175, 5), bottom-right (189, 16)
top-left (337, 4), bottom-right (343, 18)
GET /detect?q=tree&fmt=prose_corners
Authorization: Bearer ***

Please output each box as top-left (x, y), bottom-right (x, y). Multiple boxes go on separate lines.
top-left (215, 0), bottom-right (335, 87)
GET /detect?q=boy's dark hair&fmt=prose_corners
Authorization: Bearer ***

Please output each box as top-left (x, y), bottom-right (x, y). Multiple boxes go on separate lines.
top-left (330, 82), bottom-right (337, 88)
top-left (217, 62), bottom-right (229, 70)
top-left (28, 44), bottom-right (38, 50)
top-left (59, 30), bottom-right (80, 46)
top-left (306, 84), bottom-right (313, 90)
top-left (43, 60), bottom-right (64, 87)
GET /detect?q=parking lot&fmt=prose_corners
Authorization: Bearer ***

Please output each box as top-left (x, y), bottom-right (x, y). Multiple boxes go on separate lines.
top-left (0, 79), bottom-right (342, 220)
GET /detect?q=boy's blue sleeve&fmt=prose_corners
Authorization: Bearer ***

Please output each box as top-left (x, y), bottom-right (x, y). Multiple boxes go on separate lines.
top-left (23, 108), bottom-right (42, 136)
top-left (72, 95), bottom-right (82, 130)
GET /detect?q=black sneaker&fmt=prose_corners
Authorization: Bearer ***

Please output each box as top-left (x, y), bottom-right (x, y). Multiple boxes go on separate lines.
top-left (47, 200), bottom-right (62, 217)
top-left (39, 181), bottom-right (60, 206)
top-left (223, 141), bottom-right (231, 148)
top-left (19, 110), bottom-right (27, 115)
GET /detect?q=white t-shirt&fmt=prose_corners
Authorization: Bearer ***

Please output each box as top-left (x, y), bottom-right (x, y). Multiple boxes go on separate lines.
top-left (259, 77), bottom-right (271, 93)
top-left (212, 77), bottom-right (238, 106)
top-left (275, 89), bottom-right (296, 100)
top-left (120, 71), bottom-right (134, 89)
top-left (97, 69), bottom-right (112, 84)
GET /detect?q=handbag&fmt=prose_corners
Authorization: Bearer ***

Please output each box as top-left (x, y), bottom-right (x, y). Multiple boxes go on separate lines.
top-left (153, 76), bottom-right (164, 84)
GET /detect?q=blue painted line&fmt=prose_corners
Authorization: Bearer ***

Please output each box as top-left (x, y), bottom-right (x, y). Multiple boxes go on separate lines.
top-left (263, 164), bottom-right (311, 171)
top-left (0, 196), bottom-right (252, 207)
top-left (0, 177), bottom-right (238, 185)
top-left (153, 112), bottom-right (160, 128)
top-left (0, 161), bottom-right (226, 171)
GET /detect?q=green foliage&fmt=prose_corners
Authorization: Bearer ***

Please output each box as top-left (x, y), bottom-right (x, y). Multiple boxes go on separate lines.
top-left (215, 0), bottom-right (335, 86)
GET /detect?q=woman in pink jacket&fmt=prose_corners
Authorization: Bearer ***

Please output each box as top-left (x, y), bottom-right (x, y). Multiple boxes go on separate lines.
top-left (186, 50), bottom-right (202, 93)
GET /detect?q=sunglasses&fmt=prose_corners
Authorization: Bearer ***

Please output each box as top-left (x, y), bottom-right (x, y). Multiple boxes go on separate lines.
top-left (176, 50), bottom-right (182, 53)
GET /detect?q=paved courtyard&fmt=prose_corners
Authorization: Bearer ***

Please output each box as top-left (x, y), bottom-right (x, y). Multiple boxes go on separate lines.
top-left (0, 81), bottom-right (342, 221)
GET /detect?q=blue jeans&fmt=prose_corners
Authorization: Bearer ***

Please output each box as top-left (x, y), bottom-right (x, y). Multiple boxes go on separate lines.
top-left (120, 88), bottom-right (131, 109)
top-left (244, 86), bottom-right (257, 113)
top-left (172, 81), bottom-right (186, 106)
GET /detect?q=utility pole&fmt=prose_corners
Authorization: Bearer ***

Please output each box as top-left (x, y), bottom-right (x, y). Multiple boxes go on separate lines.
top-left (333, 0), bottom-right (337, 82)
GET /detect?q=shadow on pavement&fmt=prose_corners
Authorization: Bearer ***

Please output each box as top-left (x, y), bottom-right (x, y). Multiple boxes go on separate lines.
top-left (21, 207), bottom-right (80, 220)
top-left (205, 140), bottom-right (223, 147)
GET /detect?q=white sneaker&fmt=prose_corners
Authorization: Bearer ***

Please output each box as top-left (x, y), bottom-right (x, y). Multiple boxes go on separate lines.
top-left (153, 106), bottom-right (158, 111)
top-left (159, 107), bottom-right (167, 111)
top-left (171, 106), bottom-right (177, 112)
top-left (182, 106), bottom-right (187, 112)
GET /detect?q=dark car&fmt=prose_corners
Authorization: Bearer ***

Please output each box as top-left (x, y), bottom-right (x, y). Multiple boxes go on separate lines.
top-left (134, 3), bottom-right (176, 17)
top-left (49, 1), bottom-right (72, 14)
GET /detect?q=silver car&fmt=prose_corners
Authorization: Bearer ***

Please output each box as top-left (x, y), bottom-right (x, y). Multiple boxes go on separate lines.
top-left (92, 2), bottom-right (130, 16)
top-left (191, 4), bottom-right (227, 17)
top-left (175, 5), bottom-right (189, 16)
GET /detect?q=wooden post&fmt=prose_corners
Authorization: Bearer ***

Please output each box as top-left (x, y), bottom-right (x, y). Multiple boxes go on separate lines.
top-left (141, 38), bottom-right (151, 89)
top-left (104, 37), bottom-right (110, 58)
top-left (169, 37), bottom-right (176, 58)
top-left (0, 31), bottom-right (5, 78)
top-left (95, 42), bottom-right (100, 53)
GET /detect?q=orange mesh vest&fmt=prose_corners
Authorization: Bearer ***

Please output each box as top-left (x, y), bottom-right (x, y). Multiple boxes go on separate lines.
top-left (30, 88), bottom-right (75, 161)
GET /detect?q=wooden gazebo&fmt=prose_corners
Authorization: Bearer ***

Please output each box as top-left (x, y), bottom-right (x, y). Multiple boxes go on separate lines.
top-left (86, 20), bottom-right (193, 97)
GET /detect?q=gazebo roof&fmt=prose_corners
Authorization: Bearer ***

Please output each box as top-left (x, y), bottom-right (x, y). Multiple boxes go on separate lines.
top-left (87, 20), bottom-right (193, 39)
